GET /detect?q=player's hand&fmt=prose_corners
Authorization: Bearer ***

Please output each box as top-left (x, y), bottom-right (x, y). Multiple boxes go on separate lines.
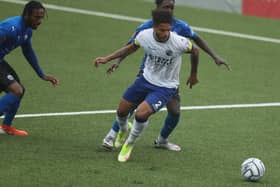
top-left (186, 74), bottom-right (199, 89)
top-left (94, 57), bottom-right (108, 68)
top-left (214, 57), bottom-right (231, 71)
top-left (42, 74), bottom-right (59, 87)
top-left (106, 63), bottom-right (119, 74)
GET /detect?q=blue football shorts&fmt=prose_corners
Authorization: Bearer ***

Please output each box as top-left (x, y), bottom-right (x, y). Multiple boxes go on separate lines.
top-left (123, 75), bottom-right (177, 113)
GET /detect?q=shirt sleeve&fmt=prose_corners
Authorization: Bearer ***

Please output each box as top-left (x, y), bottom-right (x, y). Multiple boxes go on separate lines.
top-left (179, 20), bottom-right (198, 40)
top-left (0, 24), bottom-right (17, 45)
top-left (128, 20), bottom-right (153, 43)
top-left (178, 36), bottom-right (193, 53)
top-left (21, 37), bottom-right (45, 78)
top-left (134, 30), bottom-right (146, 48)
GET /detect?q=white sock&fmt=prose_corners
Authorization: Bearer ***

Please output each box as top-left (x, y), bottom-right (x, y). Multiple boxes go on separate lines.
top-left (105, 129), bottom-right (117, 140)
top-left (116, 115), bottom-right (129, 132)
top-left (157, 134), bottom-right (167, 144)
top-left (126, 118), bottom-right (148, 145)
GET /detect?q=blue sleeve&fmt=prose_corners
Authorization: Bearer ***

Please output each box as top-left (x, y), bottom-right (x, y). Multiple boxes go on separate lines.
top-left (0, 25), bottom-right (16, 46)
top-left (0, 30), bottom-right (5, 46)
top-left (21, 38), bottom-right (45, 78)
top-left (128, 19), bottom-right (153, 43)
top-left (176, 19), bottom-right (198, 40)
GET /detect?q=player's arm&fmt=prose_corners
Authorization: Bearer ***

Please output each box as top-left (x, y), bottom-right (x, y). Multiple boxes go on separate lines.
top-left (21, 40), bottom-right (59, 86)
top-left (21, 40), bottom-right (45, 78)
top-left (94, 42), bottom-right (139, 68)
top-left (193, 35), bottom-right (230, 70)
top-left (106, 40), bottom-right (132, 74)
top-left (0, 26), bottom-right (13, 45)
top-left (183, 40), bottom-right (199, 89)
top-left (107, 21), bottom-right (153, 74)
top-left (0, 30), bottom-right (7, 45)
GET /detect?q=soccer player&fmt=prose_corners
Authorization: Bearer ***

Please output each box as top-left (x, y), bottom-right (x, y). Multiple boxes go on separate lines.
top-left (0, 1), bottom-right (59, 136)
top-left (102, 0), bottom-right (230, 151)
top-left (94, 9), bottom-right (199, 162)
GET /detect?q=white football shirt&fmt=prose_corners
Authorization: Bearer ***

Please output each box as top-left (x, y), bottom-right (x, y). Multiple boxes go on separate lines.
top-left (134, 28), bottom-right (193, 88)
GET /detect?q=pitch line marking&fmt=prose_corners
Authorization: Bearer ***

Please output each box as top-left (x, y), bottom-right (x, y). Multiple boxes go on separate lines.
top-left (4, 102), bottom-right (280, 119)
top-left (0, 0), bottom-right (280, 44)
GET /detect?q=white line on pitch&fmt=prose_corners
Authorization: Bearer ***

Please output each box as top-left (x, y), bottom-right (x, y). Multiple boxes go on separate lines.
top-left (1, 0), bottom-right (280, 44)
top-left (5, 102), bottom-right (279, 119)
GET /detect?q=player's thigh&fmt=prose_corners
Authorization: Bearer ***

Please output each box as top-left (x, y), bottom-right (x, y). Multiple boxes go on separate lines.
top-left (166, 89), bottom-right (180, 115)
top-left (117, 98), bottom-right (137, 117)
top-left (6, 82), bottom-right (24, 97)
top-left (145, 88), bottom-right (175, 113)
top-left (0, 61), bottom-right (22, 95)
top-left (135, 101), bottom-right (153, 120)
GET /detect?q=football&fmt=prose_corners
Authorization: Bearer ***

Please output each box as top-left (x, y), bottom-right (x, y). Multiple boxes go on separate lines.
top-left (241, 158), bottom-right (265, 182)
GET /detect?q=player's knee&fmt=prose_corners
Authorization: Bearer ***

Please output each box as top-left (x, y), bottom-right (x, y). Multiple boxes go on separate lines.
top-left (117, 109), bottom-right (129, 118)
top-left (135, 110), bottom-right (151, 121)
top-left (11, 85), bottom-right (24, 97)
top-left (167, 104), bottom-right (180, 116)
top-left (166, 98), bottom-right (180, 115)
top-left (20, 86), bottom-right (25, 98)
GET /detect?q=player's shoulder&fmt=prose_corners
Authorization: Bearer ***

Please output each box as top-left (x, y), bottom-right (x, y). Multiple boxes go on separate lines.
top-left (170, 31), bottom-right (191, 45)
top-left (138, 28), bottom-right (153, 36)
top-left (136, 19), bottom-right (153, 31)
top-left (172, 18), bottom-right (191, 29)
top-left (0, 16), bottom-right (22, 32)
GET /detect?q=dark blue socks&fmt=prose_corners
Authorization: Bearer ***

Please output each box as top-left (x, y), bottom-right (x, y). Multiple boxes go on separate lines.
top-left (160, 113), bottom-right (180, 139)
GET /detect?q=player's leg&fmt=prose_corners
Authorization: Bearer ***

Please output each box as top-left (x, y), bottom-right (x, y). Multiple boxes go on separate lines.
top-left (102, 108), bottom-right (135, 149)
top-left (102, 98), bottom-right (136, 150)
top-left (102, 76), bottom-right (145, 149)
top-left (118, 87), bottom-right (174, 162)
top-left (118, 101), bottom-right (152, 162)
top-left (0, 61), bottom-right (27, 136)
top-left (155, 90), bottom-right (181, 151)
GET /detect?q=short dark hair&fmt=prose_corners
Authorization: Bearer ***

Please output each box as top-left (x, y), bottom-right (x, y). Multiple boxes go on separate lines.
top-left (22, 1), bottom-right (45, 17)
top-left (155, 0), bottom-right (175, 6)
top-left (152, 9), bottom-right (173, 26)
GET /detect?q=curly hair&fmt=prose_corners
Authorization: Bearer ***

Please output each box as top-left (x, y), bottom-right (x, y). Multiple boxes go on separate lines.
top-left (22, 1), bottom-right (45, 17)
top-left (152, 8), bottom-right (173, 25)
top-left (155, 0), bottom-right (175, 6)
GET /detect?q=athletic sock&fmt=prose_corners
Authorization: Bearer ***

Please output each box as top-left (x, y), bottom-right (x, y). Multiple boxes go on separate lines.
top-left (3, 98), bottom-right (20, 126)
top-left (111, 120), bottom-right (120, 133)
top-left (126, 117), bottom-right (148, 145)
top-left (104, 128), bottom-right (117, 140)
top-left (116, 115), bottom-right (129, 132)
top-left (112, 108), bottom-right (136, 133)
top-left (0, 93), bottom-right (20, 116)
top-left (160, 113), bottom-right (180, 139)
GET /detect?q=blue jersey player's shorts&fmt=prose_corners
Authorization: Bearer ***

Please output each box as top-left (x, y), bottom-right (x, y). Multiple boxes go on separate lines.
top-left (0, 60), bottom-right (20, 92)
top-left (123, 75), bottom-right (177, 113)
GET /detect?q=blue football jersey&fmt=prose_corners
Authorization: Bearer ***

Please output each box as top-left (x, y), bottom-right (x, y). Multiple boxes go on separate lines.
top-left (0, 16), bottom-right (44, 77)
top-left (0, 16), bottom-right (32, 61)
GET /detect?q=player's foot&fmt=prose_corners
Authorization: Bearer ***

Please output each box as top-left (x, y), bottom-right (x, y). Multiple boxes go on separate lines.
top-left (102, 136), bottom-right (114, 150)
top-left (1, 124), bottom-right (28, 136)
top-left (154, 139), bottom-right (181, 152)
top-left (115, 121), bottom-right (132, 148)
top-left (118, 143), bottom-right (134, 162)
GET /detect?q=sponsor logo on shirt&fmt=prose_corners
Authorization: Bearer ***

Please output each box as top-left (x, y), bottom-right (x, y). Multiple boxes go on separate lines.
top-left (166, 50), bottom-right (173, 56)
top-left (148, 54), bottom-right (174, 66)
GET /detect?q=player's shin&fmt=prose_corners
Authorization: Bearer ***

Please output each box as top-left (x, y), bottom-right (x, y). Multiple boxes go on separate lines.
top-left (116, 115), bottom-right (129, 132)
top-left (3, 98), bottom-right (21, 126)
top-left (0, 93), bottom-right (21, 116)
top-left (159, 113), bottom-right (180, 139)
top-left (126, 117), bottom-right (148, 145)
